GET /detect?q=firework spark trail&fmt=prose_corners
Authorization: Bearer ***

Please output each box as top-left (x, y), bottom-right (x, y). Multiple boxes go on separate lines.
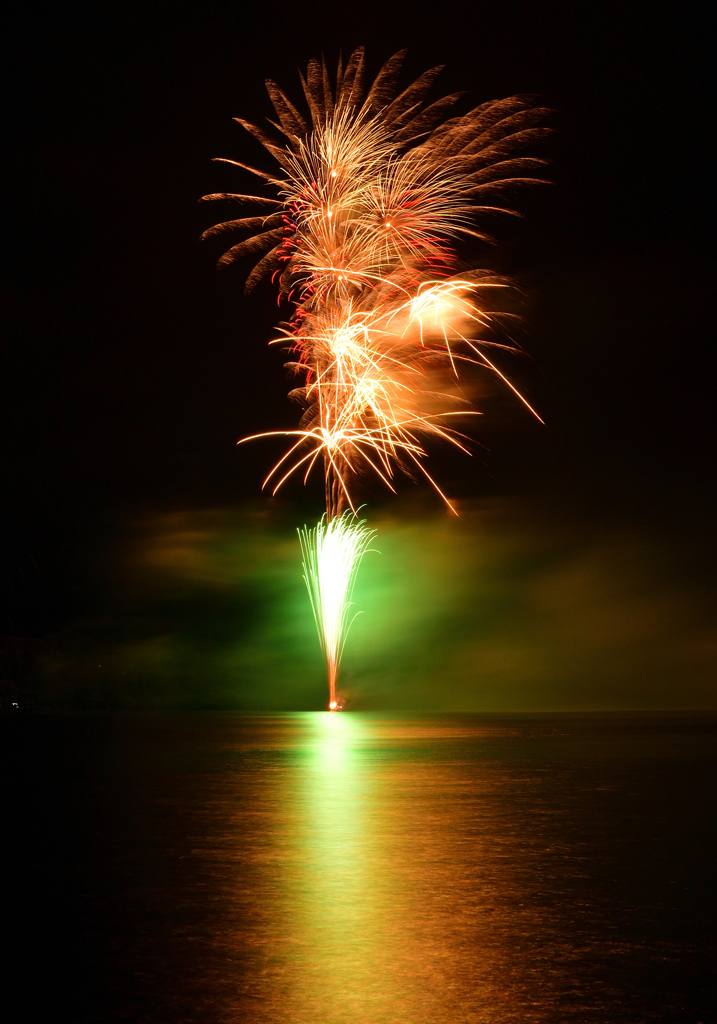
top-left (298, 511), bottom-right (377, 708)
top-left (203, 48), bottom-right (549, 704)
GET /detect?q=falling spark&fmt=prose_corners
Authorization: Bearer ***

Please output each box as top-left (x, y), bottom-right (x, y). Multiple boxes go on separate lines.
top-left (298, 510), bottom-right (377, 709)
top-left (203, 47), bottom-right (550, 519)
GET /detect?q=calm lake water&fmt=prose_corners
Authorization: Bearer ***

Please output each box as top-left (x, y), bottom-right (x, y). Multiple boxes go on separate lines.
top-left (6, 712), bottom-right (717, 1022)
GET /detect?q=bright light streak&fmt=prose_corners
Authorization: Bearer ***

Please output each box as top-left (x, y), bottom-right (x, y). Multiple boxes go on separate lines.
top-left (298, 510), bottom-right (377, 709)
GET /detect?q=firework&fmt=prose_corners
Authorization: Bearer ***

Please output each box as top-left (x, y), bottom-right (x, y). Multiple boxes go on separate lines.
top-left (298, 510), bottom-right (377, 708)
top-left (203, 49), bottom-right (548, 704)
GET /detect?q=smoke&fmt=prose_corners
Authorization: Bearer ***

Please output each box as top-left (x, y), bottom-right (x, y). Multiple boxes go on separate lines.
top-left (27, 499), bottom-right (716, 711)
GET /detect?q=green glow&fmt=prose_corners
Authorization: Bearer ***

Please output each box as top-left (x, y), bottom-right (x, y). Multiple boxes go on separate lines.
top-left (298, 510), bottom-right (377, 708)
top-left (35, 504), bottom-right (717, 712)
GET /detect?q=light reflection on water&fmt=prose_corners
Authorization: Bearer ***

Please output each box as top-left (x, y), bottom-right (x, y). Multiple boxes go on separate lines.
top-left (280, 712), bottom-right (392, 1018)
top-left (10, 712), bottom-right (716, 1022)
top-left (195, 713), bottom-right (714, 1023)
top-left (272, 712), bottom-right (511, 1022)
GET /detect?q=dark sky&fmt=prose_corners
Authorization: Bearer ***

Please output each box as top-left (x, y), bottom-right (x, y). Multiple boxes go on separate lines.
top-left (2, 0), bottom-right (714, 637)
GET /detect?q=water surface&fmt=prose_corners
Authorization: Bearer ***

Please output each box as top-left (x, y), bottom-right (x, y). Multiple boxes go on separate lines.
top-left (7, 712), bottom-right (716, 1022)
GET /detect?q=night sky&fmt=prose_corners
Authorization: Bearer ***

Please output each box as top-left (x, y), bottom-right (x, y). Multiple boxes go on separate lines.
top-left (2, 1), bottom-right (714, 707)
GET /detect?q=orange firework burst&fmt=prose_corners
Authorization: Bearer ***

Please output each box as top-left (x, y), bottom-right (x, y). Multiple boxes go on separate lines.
top-left (202, 48), bottom-right (550, 517)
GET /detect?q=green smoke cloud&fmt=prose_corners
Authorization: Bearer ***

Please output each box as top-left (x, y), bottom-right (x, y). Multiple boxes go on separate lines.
top-left (34, 500), bottom-right (717, 711)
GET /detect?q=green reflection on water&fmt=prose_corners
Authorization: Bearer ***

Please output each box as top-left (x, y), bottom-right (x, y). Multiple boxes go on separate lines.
top-left (280, 713), bottom-right (391, 1010)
